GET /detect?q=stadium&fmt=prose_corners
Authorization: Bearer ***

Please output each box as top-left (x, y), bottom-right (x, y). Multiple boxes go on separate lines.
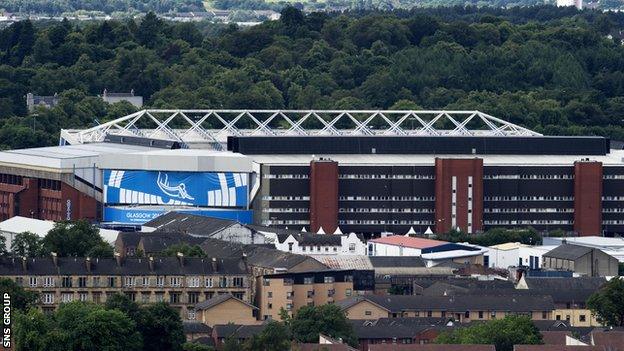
top-left (0, 109), bottom-right (622, 237)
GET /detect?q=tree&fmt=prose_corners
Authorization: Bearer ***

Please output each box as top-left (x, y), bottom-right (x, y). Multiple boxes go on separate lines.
top-left (290, 304), bottom-right (357, 347)
top-left (14, 301), bottom-right (143, 351)
top-left (587, 278), bottom-right (624, 327)
top-left (11, 231), bottom-right (43, 257)
top-left (436, 315), bottom-right (542, 351)
top-left (183, 343), bottom-right (214, 351)
top-left (137, 302), bottom-right (186, 351)
top-left (244, 321), bottom-right (290, 351)
top-left (0, 278), bottom-right (39, 311)
top-left (42, 220), bottom-right (109, 257)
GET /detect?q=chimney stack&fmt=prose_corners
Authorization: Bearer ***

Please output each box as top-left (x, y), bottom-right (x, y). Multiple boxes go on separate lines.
top-left (21, 257), bottom-right (27, 272)
top-left (51, 252), bottom-right (58, 268)
top-left (149, 256), bottom-right (155, 271)
top-left (211, 257), bottom-right (218, 272)
top-left (177, 252), bottom-right (184, 267)
top-left (85, 257), bottom-right (92, 272)
top-left (114, 252), bottom-right (122, 267)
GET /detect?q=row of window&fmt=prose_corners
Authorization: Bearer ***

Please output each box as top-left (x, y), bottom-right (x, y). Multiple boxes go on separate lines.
top-left (602, 208), bottom-right (624, 213)
top-left (483, 175), bottom-right (573, 179)
top-left (485, 196), bottom-right (574, 201)
top-left (339, 208), bottom-right (434, 213)
top-left (339, 196), bottom-right (435, 201)
top-left (262, 196), bottom-right (310, 201)
top-left (19, 276), bottom-right (246, 289)
top-left (262, 220), bottom-right (310, 225)
top-left (484, 208), bottom-right (574, 213)
top-left (339, 174), bottom-right (435, 180)
top-left (263, 208), bottom-right (309, 213)
top-left (264, 174), bottom-right (309, 179)
top-left (41, 290), bottom-right (246, 305)
top-left (338, 220), bottom-right (435, 225)
top-left (485, 220), bottom-right (573, 225)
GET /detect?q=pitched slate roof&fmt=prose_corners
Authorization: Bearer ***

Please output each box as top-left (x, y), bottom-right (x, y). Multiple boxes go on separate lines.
top-left (523, 277), bottom-right (607, 291)
top-left (0, 256), bottom-right (248, 276)
top-left (592, 330), bottom-right (624, 349)
top-left (183, 321), bottom-right (212, 334)
top-left (543, 244), bottom-right (595, 260)
top-left (349, 317), bottom-right (451, 339)
top-left (139, 232), bottom-right (206, 252)
top-left (194, 294), bottom-right (257, 311)
top-left (143, 212), bottom-right (240, 236)
top-left (212, 324), bottom-right (267, 339)
top-left (413, 277), bottom-right (514, 291)
top-left (337, 294), bottom-right (554, 313)
top-left (512, 346), bottom-right (606, 351)
top-left (200, 238), bottom-right (326, 271)
top-left (540, 331), bottom-right (572, 345)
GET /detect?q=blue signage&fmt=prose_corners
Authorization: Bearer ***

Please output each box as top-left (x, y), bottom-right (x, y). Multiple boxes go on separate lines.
top-left (104, 170), bottom-right (248, 207)
top-left (103, 207), bottom-right (253, 224)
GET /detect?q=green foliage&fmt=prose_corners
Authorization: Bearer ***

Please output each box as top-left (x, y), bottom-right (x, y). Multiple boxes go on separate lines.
top-left (438, 227), bottom-right (541, 247)
top-left (42, 220), bottom-right (113, 257)
top-left (244, 321), bottom-right (291, 351)
top-left (0, 278), bottom-right (39, 311)
top-left (104, 293), bottom-right (186, 351)
top-left (13, 301), bottom-right (143, 351)
top-left (11, 231), bottom-right (44, 257)
top-left (0, 1), bottom-right (205, 14)
top-left (161, 243), bottom-right (207, 258)
top-left (587, 278), bottom-right (624, 327)
top-left (436, 315), bottom-right (543, 351)
top-left (222, 335), bottom-right (243, 351)
top-left (2, 8), bottom-right (624, 149)
top-left (290, 304), bottom-right (357, 347)
top-left (183, 342), bottom-right (215, 351)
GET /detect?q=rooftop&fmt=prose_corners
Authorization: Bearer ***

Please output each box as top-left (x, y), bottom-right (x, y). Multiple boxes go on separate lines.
top-left (368, 345), bottom-right (495, 351)
top-left (194, 294), bottom-right (257, 311)
top-left (369, 236), bottom-right (448, 249)
top-left (543, 244), bottom-right (596, 260)
top-left (60, 109), bottom-right (543, 148)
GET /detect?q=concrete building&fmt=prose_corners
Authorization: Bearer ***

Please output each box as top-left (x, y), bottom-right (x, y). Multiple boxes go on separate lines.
top-left (336, 294), bottom-right (555, 322)
top-left (55, 109), bottom-right (624, 237)
top-left (100, 89), bottom-right (143, 108)
top-left (544, 236), bottom-right (624, 262)
top-left (366, 235), bottom-right (485, 267)
top-left (542, 244), bottom-right (619, 277)
top-left (257, 269), bottom-right (375, 321)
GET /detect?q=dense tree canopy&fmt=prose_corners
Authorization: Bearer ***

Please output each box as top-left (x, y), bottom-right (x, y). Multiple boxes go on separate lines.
top-left (438, 227), bottom-right (542, 246)
top-left (1, 7), bottom-right (624, 150)
top-left (290, 304), bottom-right (358, 346)
top-left (436, 315), bottom-right (543, 351)
top-left (42, 220), bottom-right (114, 257)
top-left (0, 278), bottom-right (39, 311)
top-left (587, 278), bottom-right (624, 327)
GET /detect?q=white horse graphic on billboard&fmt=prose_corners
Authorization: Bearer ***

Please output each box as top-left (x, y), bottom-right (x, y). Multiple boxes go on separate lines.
top-left (157, 172), bottom-right (195, 200)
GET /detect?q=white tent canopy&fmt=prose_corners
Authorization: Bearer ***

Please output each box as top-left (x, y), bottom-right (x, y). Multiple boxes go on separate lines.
top-left (333, 226), bottom-right (343, 235)
top-left (317, 226), bottom-right (326, 234)
top-left (405, 226), bottom-right (417, 236)
top-left (424, 226), bottom-right (434, 235)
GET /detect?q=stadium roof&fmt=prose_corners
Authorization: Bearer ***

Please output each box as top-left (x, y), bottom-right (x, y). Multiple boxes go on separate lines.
top-left (60, 109), bottom-right (542, 149)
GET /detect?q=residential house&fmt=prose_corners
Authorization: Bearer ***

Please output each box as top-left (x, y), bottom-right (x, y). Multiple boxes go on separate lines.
top-left (100, 89), bottom-right (143, 108)
top-left (211, 324), bottom-right (266, 348)
top-left (516, 276), bottom-right (606, 327)
top-left (541, 244), bottom-right (619, 277)
top-left (349, 317), bottom-right (457, 351)
top-left (26, 92), bottom-right (59, 112)
top-left (257, 227), bottom-right (367, 256)
top-left (194, 294), bottom-right (258, 327)
top-left (115, 231), bottom-right (205, 257)
top-left (0, 255), bottom-right (252, 321)
top-left (336, 294), bottom-right (555, 322)
top-left (257, 269), bottom-right (375, 321)
top-left (183, 321), bottom-right (213, 343)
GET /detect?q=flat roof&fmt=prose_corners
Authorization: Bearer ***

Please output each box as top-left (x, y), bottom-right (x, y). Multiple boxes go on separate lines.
top-left (0, 143), bottom-right (153, 171)
top-left (99, 149), bottom-right (253, 173)
top-left (369, 235), bottom-right (448, 249)
top-left (249, 150), bottom-right (624, 166)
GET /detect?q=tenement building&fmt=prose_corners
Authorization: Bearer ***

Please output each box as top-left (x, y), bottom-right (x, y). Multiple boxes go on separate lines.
top-left (0, 255), bottom-right (252, 320)
top-left (2, 109), bottom-right (623, 236)
top-left (257, 269), bottom-right (375, 321)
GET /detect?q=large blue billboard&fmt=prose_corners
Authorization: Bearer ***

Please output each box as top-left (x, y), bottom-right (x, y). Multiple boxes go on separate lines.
top-left (103, 207), bottom-right (253, 224)
top-left (104, 170), bottom-right (248, 207)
